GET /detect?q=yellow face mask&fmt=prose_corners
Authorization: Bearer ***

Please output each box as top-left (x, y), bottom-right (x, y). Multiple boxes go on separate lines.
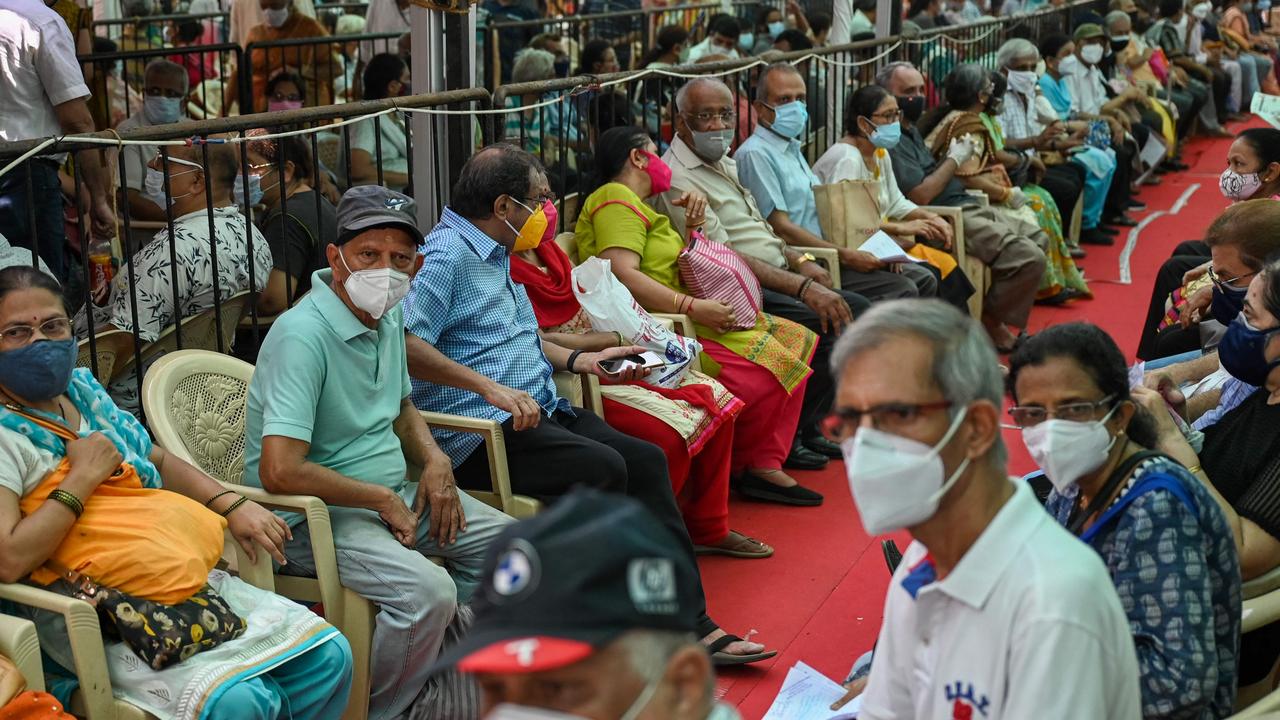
top-left (505, 197), bottom-right (548, 252)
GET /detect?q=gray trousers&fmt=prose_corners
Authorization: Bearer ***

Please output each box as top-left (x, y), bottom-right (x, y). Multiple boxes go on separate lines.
top-left (839, 260), bottom-right (939, 300)
top-left (281, 486), bottom-right (513, 720)
top-left (958, 205), bottom-right (1048, 329)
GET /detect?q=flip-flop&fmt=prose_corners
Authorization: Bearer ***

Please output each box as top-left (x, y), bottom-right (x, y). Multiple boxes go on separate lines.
top-left (705, 633), bottom-right (778, 666)
top-left (694, 530), bottom-right (774, 559)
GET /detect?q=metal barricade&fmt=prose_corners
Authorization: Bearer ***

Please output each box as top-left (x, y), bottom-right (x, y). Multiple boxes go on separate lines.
top-left (0, 88), bottom-right (488, 420)
top-left (241, 32), bottom-right (402, 114)
top-left (90, 12), bottom-right (230, 46)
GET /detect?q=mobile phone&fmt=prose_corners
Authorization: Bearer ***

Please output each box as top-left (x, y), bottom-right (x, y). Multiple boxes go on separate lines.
top-left (597, 351), bottom-right (667, 376)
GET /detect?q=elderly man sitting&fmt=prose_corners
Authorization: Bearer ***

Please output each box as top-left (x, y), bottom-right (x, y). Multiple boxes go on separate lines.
top-left (876, 61), bottom-right (1047, 353)
top-left (828, 299), bottom-right (1141, 718)
top-left (652, 76), bottom-right (870, 468)
top-left (431, 489), bottom-right (740, 720)
top-left (734, 63), bottom-right (939, 305)
top-left (117, 59), bottom-right (190, 223)
top-left (245, 186), bottom-right (514, 720)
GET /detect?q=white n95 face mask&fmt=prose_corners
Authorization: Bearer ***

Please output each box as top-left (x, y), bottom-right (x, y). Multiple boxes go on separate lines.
top-left (338, 250), bottom-right (410, 320)
top-left (1020, 405), bottom-right (1118, 494)
top-left (841, 407), bottom-right (971, 535)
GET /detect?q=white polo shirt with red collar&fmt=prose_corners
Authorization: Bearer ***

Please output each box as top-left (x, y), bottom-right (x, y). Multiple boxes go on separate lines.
top-left (859, 479), bottom-right (1141, 720)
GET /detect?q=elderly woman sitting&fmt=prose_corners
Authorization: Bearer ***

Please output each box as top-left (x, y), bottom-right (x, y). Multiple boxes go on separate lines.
top-left (0, 265), bottom-right (352, 718)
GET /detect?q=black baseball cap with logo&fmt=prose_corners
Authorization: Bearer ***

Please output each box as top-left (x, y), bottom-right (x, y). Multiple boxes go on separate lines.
top-left (334, 185), bottom-right (421, 246)
top-left (433, 488), bottom-right (701, 674)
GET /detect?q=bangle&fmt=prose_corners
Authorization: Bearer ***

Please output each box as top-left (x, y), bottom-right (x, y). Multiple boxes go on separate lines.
top-left (566, 349), bottom-right (584, 373)
top-left (614, 330), bottom-right (624, 347)
top-left (796, 278), bottom-right (814, 300)
top-left (673, 292), bottom-right (683, 313)
top-left (221, 496), bottom-right (249, 517)
top-left (204, 489), bottom-right (237, 508)
top-left (49, 488), bottom-right (85, 518)
top-left (682, 295), bottom-right (696, 314)
top-left (1185, 464), bottom-right (1203, 475)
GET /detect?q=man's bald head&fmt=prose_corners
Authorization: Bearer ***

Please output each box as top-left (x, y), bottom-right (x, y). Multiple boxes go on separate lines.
top-left (755, 62), bottom-right (805, 104)
top-left (675, 77), bottom-right (733, 114)
top-left (875, 61), bottom-right (925, 96)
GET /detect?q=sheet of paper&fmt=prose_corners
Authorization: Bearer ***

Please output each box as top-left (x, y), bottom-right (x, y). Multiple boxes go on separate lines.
top-left (860, 230), bottom-right (925, 265)
top-left (762, 661), bottom-right (861, 720)
top-left (1140, 134), bottom-right (1167, 168)
top-left (1252, 93), bottom-right (1280, 130)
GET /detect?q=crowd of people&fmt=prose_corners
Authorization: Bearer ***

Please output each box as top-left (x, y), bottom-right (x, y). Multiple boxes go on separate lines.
top-left (3, 0), bottom-right (1280, 715)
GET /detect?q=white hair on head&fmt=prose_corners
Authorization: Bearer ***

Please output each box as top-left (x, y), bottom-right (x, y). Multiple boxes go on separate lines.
top-left (996, 38), bottom-right (1039, 68)
top-left (675, 77), bottom-right (732, 113)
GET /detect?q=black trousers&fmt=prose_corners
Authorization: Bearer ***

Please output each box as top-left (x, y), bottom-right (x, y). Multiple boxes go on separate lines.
top-left (453, 408), bottom-right (718, 637)
top-left (1136, 240), bottom-right (1211, 360)
top-left (1040, 163), bottom-right (1085, 229)
top-left (760, 286), bottom-right (870, 436)
top-left (1105, 139), bottom-right (1136, 218)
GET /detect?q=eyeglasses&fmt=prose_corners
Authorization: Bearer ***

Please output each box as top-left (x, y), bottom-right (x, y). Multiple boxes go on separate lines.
top-left (820, 400), bottom-right (953, 440)
top-left (247, 161), bottom-right (274, 175)
top-left (870, 109), bottom-right (902, 122)
top-left (521, 194), bottom-right (557, 207)
top-left (683, 110), bottom-right (737, 124)
top-left (144, 87), bottom-right (185, 99)
top-left (0, 317), bottom-right (72, 345)
top-left (271, 92), bottom-right (303, 102)
top-left (1007, 394), bottom-right (1116, 428)
top-left (1207, 266), bottom-right (1256, 291)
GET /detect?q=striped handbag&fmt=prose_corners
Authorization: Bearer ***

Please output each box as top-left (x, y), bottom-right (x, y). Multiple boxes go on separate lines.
top-left (677, 228), bottom-right (762, 330)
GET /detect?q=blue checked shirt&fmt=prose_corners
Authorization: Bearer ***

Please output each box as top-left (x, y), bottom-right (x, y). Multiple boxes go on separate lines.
top-left (404, 208), bottom-right (571, 466)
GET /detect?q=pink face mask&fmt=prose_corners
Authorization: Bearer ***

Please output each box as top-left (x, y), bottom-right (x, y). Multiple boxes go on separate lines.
top-left (642, 151), bottom-right (672, 196)
top-left (268, 99), bottom-right (303, 112)
top-left (539, 199), bottom-right (558, 245)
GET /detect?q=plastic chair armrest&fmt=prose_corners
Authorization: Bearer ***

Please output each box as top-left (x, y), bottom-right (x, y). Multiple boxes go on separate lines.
top-left (0, 613), bottom-right (44, 692)
top-left (417, 412), bottom-right (516, 514)
top-left (795, 246), bottom-right (842, 288)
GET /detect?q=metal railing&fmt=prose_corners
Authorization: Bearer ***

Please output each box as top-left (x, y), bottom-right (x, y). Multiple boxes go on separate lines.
top-left (241, 32), bottom-right (402, 113)
top-left (79, 43), bottom-right (243, 123)
top-left (90, 11), bottom-right (230, 46)
top-left (0, 89), bottom-right (488, 420)
top-left (483, 0), bottom-right (770, 87)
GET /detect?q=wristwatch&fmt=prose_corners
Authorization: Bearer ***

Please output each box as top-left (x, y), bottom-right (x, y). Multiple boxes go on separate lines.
top-left (793, 252), bottom-right (817, 270)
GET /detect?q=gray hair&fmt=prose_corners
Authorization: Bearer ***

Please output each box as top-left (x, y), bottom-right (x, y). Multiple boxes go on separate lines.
top-left (874, 61), bottom-right (916, 89)
top-left (511, 48), bottom-right (556, 84)
top-left (615, 630), bottom-right (713, 703)
top-left (1104, 9), bottom-right (1131, 31)
top-left (830, 299), bottom-right (1008, 467)
top-left (995, 38), bottom-right (1039, 69)
top-left (674, 77), bottom-right (732, 113)
top-left (144, 59), bottom-right (189, 94)
top-left (754, 62), bottom-right (803, 102)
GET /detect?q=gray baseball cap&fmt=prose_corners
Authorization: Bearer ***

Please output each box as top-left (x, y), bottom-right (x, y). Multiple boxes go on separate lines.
top-left (335, 185), bottom-right (422, 245)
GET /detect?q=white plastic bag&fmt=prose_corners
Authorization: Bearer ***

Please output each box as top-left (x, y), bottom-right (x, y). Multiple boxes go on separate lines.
top-left (571, 256), bottom-right (700, 389)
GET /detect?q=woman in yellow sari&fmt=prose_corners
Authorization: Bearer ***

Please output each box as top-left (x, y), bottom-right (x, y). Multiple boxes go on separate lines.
top-left (921, 63), bottom-right (1092, 303)
top-left (576, 125), bottom-right (823, 507)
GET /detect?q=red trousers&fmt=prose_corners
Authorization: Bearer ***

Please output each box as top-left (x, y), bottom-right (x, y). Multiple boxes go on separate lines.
top-left (700, 339), bottom-right (808, 474)
top-left (601, 397), bottom-right (735, 546)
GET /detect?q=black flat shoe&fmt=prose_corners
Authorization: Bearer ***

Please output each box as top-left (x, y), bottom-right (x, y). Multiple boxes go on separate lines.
top-left (784, 441), bottom-right (828, 470)
top-left (1079, 228), bottom-right (1115, 245)
top-left (802, 434), bottom-right (843, 459)
top-left (1105, 215), bottom-right (1138, 227)
top-left (733, 472), bottom-right (824, 506)
top-left (1098, 225), bottom-right (1120, 235)
top-left (1127, 200), bottom-right (1147, 210)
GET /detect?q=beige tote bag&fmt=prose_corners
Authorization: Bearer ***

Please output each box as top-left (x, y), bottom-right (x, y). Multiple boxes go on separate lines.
top-left (813, 179), bottom-right (882, 250)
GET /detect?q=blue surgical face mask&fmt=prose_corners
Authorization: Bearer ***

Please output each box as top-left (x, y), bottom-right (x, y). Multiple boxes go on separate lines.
top-left (234, 173), bottom-right (264, 207)
top-left (768, 20), bottom-right (786, 37)
top-left (0, 339), bottom-right (78, 402)
top-left (738, 32), bottom-right (755, 51)
top-left (143, 156), bottom-right (201, 208)
top-left (1219, 312), bottom-right (1280, 386)
top-left (1212, 283), bottom-right (1249, 325)
top-left (144, 95), bottom-right (183, 125)
top-left (766, 99), bottom-right (808, 139)
top-left (869, 119), bottom-right (902, 149)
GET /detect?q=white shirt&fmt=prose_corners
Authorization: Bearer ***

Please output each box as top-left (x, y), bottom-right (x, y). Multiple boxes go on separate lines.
top-left (1066, 63), bottom-right (1110, 116)
top-left (859, 480), bottom-right (1142, 720)
top-left (812, 142), bottom-right (919, 220)
top-left (685, 36), bottom-right (738, 63)
top-left (362, 0), bottom-right (410, 59)
top-left (0, 415), bottom-right (88, 498)
top-left (0, 0), bottom-right (90, 143)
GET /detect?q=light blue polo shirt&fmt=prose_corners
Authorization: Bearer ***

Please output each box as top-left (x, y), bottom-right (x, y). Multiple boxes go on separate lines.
top-left (733, 124), bottom-right (825, 240)
top-left (243, 268), bottom-right (412, 524)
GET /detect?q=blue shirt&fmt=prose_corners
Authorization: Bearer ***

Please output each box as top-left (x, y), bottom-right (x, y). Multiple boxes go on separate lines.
top-left (404, 208), bottom-right (571, 466)
top-left (1044, 456), bottom-right (1241, 720)
top-left (243, 269), bottom-right (414, 524)
top-left (1192, 377), bottom-right (1259, 431)
top-left (733, 124), bottom-right (824, 239)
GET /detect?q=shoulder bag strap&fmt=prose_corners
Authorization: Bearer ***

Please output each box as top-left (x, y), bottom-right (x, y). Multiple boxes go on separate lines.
top-left (2, 403), bottom-right (79, 443)
top-left (1067, 449), bottom-right (1171, 535)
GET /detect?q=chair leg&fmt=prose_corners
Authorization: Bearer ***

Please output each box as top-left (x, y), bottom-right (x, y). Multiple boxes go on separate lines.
top-left (340, 589), bottom-right (376, 720)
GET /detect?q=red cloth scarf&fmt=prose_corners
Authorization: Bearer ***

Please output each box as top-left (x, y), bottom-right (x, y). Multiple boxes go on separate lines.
top-left (508, 241), bottom-right (582, 329)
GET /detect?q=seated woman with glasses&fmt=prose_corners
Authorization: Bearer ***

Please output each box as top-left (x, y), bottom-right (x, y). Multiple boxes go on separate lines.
top-left (813, 84), bottom-right (974, 310)
top-left (576, 125), bottom-right (823, 506)
top-left (265, 71), bottom-right (305, 112)
top-left (1007, 322), bottom-right (1240, 720)
top-left (0, 266), bottom-right (354, 718)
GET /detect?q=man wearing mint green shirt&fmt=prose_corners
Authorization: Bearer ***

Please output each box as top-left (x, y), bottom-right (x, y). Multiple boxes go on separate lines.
top-left (243, 185), bottom-right (513, 720)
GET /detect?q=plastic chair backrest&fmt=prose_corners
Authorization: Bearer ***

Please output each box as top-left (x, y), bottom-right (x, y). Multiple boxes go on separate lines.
top-left (142, 349), bottom-right (254, 485)
top-left (115, 291), bottom-right (252, 378)
top-left (76, 328), bottom-right (136, 384)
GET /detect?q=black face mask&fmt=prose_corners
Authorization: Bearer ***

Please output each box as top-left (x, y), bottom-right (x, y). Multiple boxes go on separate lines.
top-left (1111, 37), bottom-right (1131, 52)
top-left (985, 96), bottom-right (1004, 115)
top-left (1212, 284), bottom-right (1249, 325)
top-left (554, 58), bottom-right (570, 77)
top-left (897, 94), bottom-right (926, 123)
top-left (1130, 11), bottom-right (1153, 32)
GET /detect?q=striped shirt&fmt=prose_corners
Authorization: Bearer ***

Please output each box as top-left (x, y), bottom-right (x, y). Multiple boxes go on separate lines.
top-left (404, 208), bottom-right (571, 466)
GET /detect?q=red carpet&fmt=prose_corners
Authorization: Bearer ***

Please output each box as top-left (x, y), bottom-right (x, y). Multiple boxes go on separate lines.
top-left (701, 123), bottom-right (1254, 719)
